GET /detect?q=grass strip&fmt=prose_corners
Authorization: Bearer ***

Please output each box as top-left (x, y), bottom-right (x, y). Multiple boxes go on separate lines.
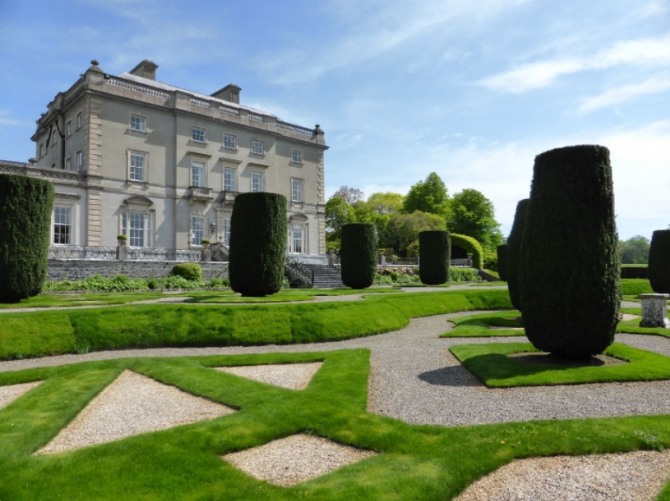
top-left (440, 310), bottom-right (524, 338)
top-left (450, 342), bottom-right (670, 387)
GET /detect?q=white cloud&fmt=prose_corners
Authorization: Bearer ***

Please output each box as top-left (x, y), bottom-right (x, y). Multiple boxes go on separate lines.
top-left (0, 110), bottom-right (22, 127)
top-left (479, 34), bottom-right (670, 93)
top-left (578, 77), bottom-right (670, 113)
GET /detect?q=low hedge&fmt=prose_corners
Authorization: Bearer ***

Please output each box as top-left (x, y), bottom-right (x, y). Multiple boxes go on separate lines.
top-left (621, 265), bottom-right (648, 279)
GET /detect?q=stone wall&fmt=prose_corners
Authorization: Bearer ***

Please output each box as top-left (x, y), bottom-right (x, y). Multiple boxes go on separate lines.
top-left (47, 260), bottom-right (229, 281)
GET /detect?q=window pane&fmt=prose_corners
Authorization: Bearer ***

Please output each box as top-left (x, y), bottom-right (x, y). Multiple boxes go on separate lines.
top-left (130, 115), bottom-right (146, 131)
top-left (292, 225), bottom-right (303, 254)
top-left (53, 206), bottom-right (72, 244)
top-left (223, 218), bottom-right (231, 245)
top-left (128, 211), bottom-right (145, 247)
top-left (292, 179), bottom-right (302, 202)
top-left (191, 161), bottom-right (205, 187)
top-left (224, 168), bottom-right (235, 191)
top-left (191, 216), bottom-right (205, 245)
top-left (251, 140), bottom-right (264, 155)
top-left (252, 171), bottom-right (263, 192)
top-left (192, 127), bottom-right (205, 142)
top-left (292, 149), bottom-right (302, 163)
top-left (129, 153), bottom-right (145, 181)
top-left (224, 134), bottom-right (236, 149)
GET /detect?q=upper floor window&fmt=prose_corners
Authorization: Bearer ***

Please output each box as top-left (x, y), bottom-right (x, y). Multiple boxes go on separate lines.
top-left (251, 171), bottom-right (264, 192)
top-left (291, 149), bottom-right (303, 164)
top-left (251, 140), bottom-right (264, 155)
top-left (39, 143), bottom-right (44, 157)
top-left (223, 167), bottom-right (236, 192)
top-left (130, 114), bottom-right (147, 132)
top-left (223, 133), bottom-right (237, 150)
top-left (75, 151), bottom-right (84, 171)
top-left (66, 121), bottom-right (72, 137)
top-left (192, 126), bottom-right (206, 142)
top-left (191, 160), bottom-right (206, 187)
top-left (76, 112), bottom-right (83, 129)
top-left (128, 151), bottom-right (147, 182)
top-left (65, 157), bottom-right (72, 171)
top-left (53, 206), bottom-right (72, 245)
top-left (291, 178), bottom-right (303, 203)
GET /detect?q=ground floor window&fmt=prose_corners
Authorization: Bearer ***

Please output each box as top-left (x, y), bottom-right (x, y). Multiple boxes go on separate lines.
top-left (191, 215), bottom-right (205, 245)
top-left (122, 209), bottom-right (153, 248)
top-left (53, 206), bottom-right (72, 244)
top-left (289, 223), bottom-right (306, 254)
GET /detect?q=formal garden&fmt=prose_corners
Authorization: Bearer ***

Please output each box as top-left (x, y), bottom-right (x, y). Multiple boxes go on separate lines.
top-left (1, 145), bottom-right (670, 499)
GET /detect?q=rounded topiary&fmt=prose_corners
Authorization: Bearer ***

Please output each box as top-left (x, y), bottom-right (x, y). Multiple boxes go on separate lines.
top-left (0, 174), bottom-right (54, 302)
top-left (648, 229), bottom-right (670, 293)
top-left (496, 244), bottom-right (508, 281)
top-left (171, 263), bottom-right (202, 281)
top-left (506, 198), bottom-right (529, 311)
top-left (520, 145), bottom-right (620, 359)
top-left (229, 192), bottom-right (287, 297)
top-left (341, 223), bottom-right (377, 289)
top-left (450, 233), bottom-right (484, 269)
top-left (419, 230), bottom-right (450, 285)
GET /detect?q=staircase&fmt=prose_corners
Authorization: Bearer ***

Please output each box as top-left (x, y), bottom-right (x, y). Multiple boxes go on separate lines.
top-left (308, 264), bottom-right (344, 289)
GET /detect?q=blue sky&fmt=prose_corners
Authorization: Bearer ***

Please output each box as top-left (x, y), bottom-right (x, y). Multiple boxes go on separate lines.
top-left (1, 0), bottom-right (669, 240)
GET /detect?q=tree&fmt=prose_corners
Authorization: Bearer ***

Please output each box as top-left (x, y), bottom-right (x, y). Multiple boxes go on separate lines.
top-left (507, 198), bottom-right (529, 312)
top-left (419, 231), bottom-right (450, 285)
top-left (229, 192), bottom-right (287, 297)
top-left (366, 192), bottom-right (405, 214)
top-left (447, 188), bottom-right (503, 253)
top-left (332, 186), bottom-right (364, 205)
top-left (403, 172), bottom-right (450, 217)
top-left (383, 211), bottom-right (445, 254)
top-left (520, 145), bottom-right (620, 359)
top-left (340, 223), bottom-right (377, 289)
top-left (325, 195), bottom-right (356, 249)
top-left (619, 235), bottom-right (650, 264)
top-left (0, 174), bottom-right (54, 302)
top-left (648, 230), bottom-right (670, 293)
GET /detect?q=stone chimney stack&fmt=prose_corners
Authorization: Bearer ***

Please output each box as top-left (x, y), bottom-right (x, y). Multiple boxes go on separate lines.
top-left (129, 60), bottom-right (158, 80)
top-left (211, 84), bottom-right (241, 104)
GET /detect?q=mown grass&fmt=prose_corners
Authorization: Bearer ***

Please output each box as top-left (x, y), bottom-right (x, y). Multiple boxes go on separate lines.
top-left (0, 290), bottom-right (512, 360)
top-left (450, 342), bottom-right (670, 387)
top-left (441, 311), bottom-right (524, 338)
top-left (2, 350), bottom-right (670, 500)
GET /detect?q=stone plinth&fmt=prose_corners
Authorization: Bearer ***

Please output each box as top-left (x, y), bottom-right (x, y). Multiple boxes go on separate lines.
top-left (639, 293), bottom-right (670, 328)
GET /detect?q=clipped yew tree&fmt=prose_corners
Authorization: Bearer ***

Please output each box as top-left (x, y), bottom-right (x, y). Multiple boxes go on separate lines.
top-left (341, 223), bottom-right (377, 289)
top-left (229, 192), bottom-right (287, 297)
top-left (506, 198), bottom-right (529, 311)
top-left (648, 229), bottom-right (670, 293)
top-left (520, 145), bottom-right (620, 359)
top-left (496, 244), bottom-right (508, 281)
top-left (0, 174), bottom-right (54, 302)
top-left (450, 233), bottom-right (484, 269)
top-left (419, 230), bottom-right (451, 285)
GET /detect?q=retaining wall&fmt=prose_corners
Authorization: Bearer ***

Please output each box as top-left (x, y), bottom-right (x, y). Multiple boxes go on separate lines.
top-left (47, 260), bottom-right (229, 281)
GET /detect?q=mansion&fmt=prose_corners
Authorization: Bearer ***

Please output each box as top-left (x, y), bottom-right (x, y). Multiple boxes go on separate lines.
top-left (14, 59), bottom-right (328, 263)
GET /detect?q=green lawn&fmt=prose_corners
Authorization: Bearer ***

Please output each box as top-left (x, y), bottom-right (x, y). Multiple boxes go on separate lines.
top-left (2, 350), bottom-right (670, 500)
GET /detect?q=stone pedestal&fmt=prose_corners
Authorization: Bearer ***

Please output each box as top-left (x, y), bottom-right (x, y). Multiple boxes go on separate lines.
top-left (116, 241), bottom-right (128, 261)
top-left (639, 293), bottom-right (670, 328)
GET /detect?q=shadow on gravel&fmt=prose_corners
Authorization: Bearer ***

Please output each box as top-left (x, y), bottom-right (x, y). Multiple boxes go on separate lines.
top-left (418, 366), bottom-right (482, 387)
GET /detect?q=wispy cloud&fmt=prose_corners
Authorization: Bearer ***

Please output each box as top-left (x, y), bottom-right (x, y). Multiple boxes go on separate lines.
top-left (478, 34), bottom-right (670, 93)
top-left (0, 110), bottom-right (22, 127)
top-left (578, 77), bottom-right (670, 114)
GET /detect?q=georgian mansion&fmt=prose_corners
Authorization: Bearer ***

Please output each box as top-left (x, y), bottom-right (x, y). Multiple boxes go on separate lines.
top-left (4, 59), bottom-right (328, 264)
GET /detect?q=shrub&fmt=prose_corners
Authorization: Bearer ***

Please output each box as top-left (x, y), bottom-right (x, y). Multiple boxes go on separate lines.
top-left (419, 231), bottom-right (450, 285)
top-left (449, 268), bottom-right (481, 282)
top-left (507, 198), bottom-right (529, 311)
top-left (621, 265), bottom-right (648, 279)
top-left (450, 234), bottom-right (484, 269)
top-left (171, 263), bottom-right (202, 281)
top-left (229, 192), bottom-right (287, 297)
top-left (0, 175), bottom-right (54, 302)
top-left (341, 223), bottom-right (377, 289)
top-left (496, 244), bottom-right (508, 281)
top-left (648, 229), bottom-right (670, 293)
top-left (520, 145), bottom-right (620, 359)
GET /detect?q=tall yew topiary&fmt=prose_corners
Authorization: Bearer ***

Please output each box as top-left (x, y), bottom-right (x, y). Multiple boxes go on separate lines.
top-left (0, 174), bottom-right (54, 302)
top-left (520, 145), bottom-right (620, 359)
top-left (341, 223), bottom-right (377, 289)
top-left (649, 229), bottom-right (670, 293)
top-left (419, 230), bottom-right (450, 285)
top-left (229, 192), bottom-right (287, 297)
top-left (507, 198), bottom-right (529, 311)
top-left (496, 244), bottom-right (508, 281)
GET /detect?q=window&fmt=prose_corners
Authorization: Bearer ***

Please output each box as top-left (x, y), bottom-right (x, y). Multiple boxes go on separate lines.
top-left (192, 126), bottom-right (206, 142)
top-left (65, 157), bottom-right (72, 171)
top-left (76, 112), bottom-right (82, 129)
top-left (39, 143), bottom-right (44, 157)
top-left (122, 209), bottom-right (153, 248)
top-left (75, 151), bottom-right (83, 171)
top-left (128, 151), bottom-right (147, 182)
top-left (251, 140), bottom-right (264, 155)
top-left (291, 149), bottom-right (303, 164)
top-left (66, 121), bottom-right (72, 137)
top-left (191, 160), bottom-right (206, 187)
top-left (291, 178), bottom-right (303, 203)
top-left (290, 224), bottom-right (304, 254)
top-left (223, 167), bottom-right (236, 192)
top-left (191, 215), bottom-right (205, 245)
top-left (130, 114), bottom-right (147, 132)
top-left (251, 171), bottom-right (264, 192)
top-left (222, 217), bottom-right (231, 245)
top-left (223, 133), bottom-right (237, 150)
top-left (53, 206), bottom-right (72, 245)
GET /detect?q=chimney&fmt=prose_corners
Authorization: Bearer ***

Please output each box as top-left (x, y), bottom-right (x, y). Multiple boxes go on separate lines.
top-left (211, 84), bottom-right (241, 104)
top-left (129, 60), bottom-right (158, 80)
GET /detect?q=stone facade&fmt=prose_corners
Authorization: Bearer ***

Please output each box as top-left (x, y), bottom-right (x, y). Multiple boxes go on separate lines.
top-left (28, 59), bottom-right (328, 263)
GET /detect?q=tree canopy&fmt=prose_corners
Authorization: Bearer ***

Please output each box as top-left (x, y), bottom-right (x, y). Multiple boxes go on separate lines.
top-left (619, 235), bottom-right (650, 264)
top-left (448, 188), bottom-right (502, 252)
top-left (403, 172), bottom-right (450, 217)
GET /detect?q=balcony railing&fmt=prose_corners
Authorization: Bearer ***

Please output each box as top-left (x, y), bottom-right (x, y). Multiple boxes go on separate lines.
top-left (49, 246), bottom-right (202, 262)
